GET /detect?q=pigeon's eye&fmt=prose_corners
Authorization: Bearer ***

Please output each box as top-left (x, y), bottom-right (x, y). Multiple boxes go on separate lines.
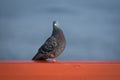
top-left (54, 23), bottom-right (57, 26)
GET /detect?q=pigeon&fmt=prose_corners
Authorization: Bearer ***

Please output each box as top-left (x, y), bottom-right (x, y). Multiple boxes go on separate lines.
top-left (32, 21), bottom-right (66, 61)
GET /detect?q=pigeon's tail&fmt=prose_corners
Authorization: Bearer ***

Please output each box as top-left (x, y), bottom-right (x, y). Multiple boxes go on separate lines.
top-left (32, 53), bottom-right (47, 60)
top-left (32, 57), bottom-right (46, 60)
top-left (32, 55), bottom-right (38, 60)
top-left (32, 56), bottom-right (47, 60)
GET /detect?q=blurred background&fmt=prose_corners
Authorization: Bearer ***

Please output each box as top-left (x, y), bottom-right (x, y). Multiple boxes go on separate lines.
top-left (0, 0), bottom-right (120, 60)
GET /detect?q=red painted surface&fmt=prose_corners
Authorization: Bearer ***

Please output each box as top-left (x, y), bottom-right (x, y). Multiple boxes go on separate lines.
top-left (0, 60), bottom-right (120, 80)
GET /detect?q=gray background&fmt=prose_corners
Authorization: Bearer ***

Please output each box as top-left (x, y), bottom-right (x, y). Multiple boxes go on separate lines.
top-left (0, 0), bottom-right (120, 60)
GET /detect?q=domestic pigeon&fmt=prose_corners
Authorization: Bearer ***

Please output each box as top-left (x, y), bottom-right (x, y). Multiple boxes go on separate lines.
top-left (32, 21), bottom-right (66, 61)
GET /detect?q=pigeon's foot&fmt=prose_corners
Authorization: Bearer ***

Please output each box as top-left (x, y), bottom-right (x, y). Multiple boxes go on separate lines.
top-left (52, 59), bottom-right (57, 63)
top-left (50, 54), bottom-right (55, 58)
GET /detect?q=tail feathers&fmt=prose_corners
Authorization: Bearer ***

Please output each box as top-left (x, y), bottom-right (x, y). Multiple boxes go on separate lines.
top-left (32, 53), bottom-right (47, 60)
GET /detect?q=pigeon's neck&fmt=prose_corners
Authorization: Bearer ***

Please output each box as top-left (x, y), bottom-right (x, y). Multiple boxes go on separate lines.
top-left (52, 25), bottom-right (63, 36)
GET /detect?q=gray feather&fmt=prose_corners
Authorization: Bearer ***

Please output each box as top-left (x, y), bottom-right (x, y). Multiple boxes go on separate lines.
top-left (32, 21), bottom-right (66, 60)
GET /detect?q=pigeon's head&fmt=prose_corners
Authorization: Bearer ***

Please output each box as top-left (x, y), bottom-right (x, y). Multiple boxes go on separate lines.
top-left (53, 21), bottom-right (59, 27)
top-left (52, 21), bottom-right (63, 35)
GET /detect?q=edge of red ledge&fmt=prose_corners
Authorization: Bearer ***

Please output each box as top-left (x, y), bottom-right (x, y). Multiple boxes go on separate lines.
top-left (0, 60), bottom-right (120, 63)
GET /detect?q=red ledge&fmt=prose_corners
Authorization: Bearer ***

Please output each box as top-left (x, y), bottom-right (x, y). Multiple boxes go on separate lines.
top-left (0, 60), bottom-right (120, 80)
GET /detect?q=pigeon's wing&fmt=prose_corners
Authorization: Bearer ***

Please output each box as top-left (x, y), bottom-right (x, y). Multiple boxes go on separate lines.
top-left (42, 36), bottom-right (57, 52)
top-left (32, 36), bottom-right (57, 60)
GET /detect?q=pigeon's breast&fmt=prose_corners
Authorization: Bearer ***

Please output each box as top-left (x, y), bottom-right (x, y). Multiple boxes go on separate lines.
top-left (54, 31), bottom-right (66, 57)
